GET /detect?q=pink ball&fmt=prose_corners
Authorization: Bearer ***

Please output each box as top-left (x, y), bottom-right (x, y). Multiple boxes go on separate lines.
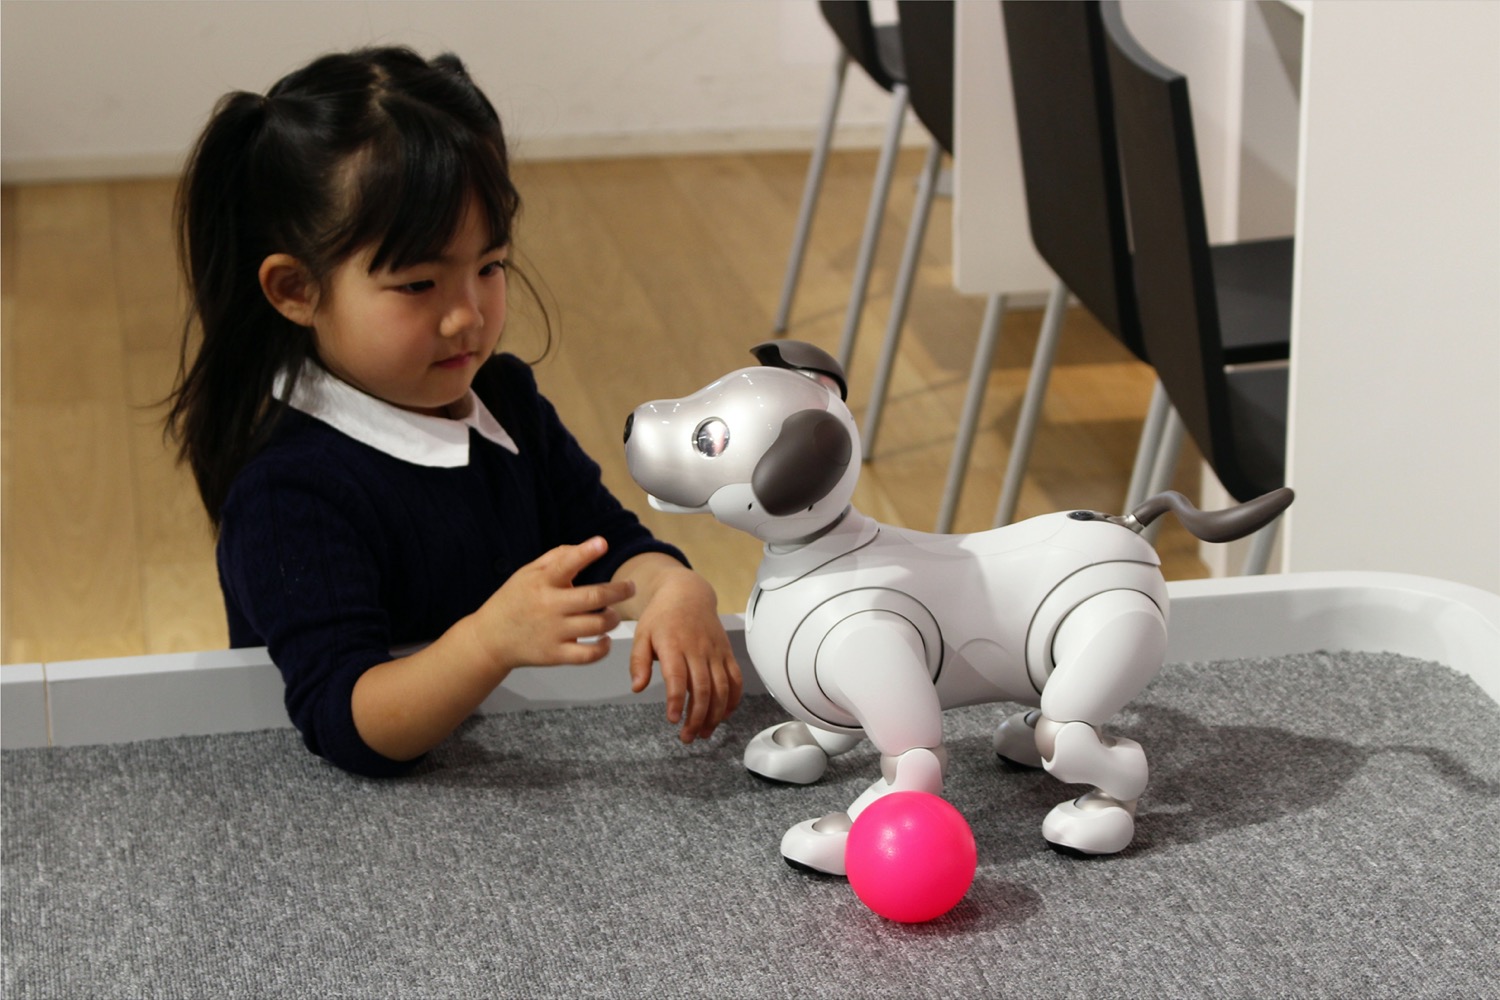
top-left (845, 791), bottom-right (977, 923)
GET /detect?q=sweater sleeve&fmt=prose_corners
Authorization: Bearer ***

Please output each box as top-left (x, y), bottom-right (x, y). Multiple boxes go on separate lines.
top-left (482, 355), bottom-right (688, 585)
top-left (218, 444), bottom-right (418, 779)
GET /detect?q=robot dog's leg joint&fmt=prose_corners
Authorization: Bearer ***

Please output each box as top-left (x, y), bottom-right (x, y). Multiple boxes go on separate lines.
top-left (1035, 717), bottom-right (1147, 803)
top-left (878, 744), bottom-right (948, 789)
top-left (843, 745), bottom-right (947, 820)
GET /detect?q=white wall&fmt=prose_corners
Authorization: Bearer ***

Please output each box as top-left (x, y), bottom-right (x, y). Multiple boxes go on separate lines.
top-left (0, 0), bottom-right (905, 181)
top-left (1282, 0), bottom-right (1500, 593)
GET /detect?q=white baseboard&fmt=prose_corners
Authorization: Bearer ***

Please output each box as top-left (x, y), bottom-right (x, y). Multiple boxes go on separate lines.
top-left (0, 124), bottom-right (925, 185)
top-left (511, 123), bottom-right (920, 163)
top-left (3, 574), bottom-right (1495, 751)
top-left (1, 665), bottom-right (48, 749)
top-left (0, 615), bottom-right (758, 750)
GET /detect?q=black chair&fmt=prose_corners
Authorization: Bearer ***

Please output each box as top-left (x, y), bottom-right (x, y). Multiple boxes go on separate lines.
top-left (937, 0), bottom-right (1144, 531)
top-left (858, 0), bottom-right (955, 460)
top-left (1101, 0), bottom-right (1291, 572)
top-left (939, 1), bottom-right (1292, 538)
top-left (775, 0), bottom-right (909, 374)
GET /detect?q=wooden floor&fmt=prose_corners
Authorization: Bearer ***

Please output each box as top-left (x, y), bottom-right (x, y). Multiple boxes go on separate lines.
top-left (0, 149), bottom-right (1206, 665)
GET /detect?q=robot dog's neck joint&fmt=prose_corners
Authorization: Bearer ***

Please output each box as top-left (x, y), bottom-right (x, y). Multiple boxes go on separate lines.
top-left (768, 505), bottom-right (854, 552)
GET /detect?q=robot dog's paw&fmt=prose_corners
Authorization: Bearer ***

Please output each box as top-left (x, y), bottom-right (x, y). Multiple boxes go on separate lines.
top-left (1042, 791), bottom-right (1136, 856)
top-left (780, 813), bottom-right (852, 876)
top-left (994, 709), bottom-right (1044, 770)
top-left (744, 722), bottom-right (830, 785)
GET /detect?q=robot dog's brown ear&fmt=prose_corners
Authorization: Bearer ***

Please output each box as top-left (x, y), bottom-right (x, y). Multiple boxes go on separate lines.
top-left (750, 341), bottom-right (848, 401)
top-left (751, 410), bottom-right (853, 516)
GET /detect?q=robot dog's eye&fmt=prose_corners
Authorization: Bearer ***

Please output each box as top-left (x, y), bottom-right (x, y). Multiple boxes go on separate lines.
top-left (693, 418), bottom-right (730, 458)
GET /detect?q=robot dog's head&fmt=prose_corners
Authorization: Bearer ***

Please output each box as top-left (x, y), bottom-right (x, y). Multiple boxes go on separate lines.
top-left (624, 342), bottom-right (860, 544)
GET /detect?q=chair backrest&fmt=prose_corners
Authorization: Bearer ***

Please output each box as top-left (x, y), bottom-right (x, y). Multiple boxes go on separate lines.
top-left (894, 1), bottom-right (955, 154)
top-left (819, 1), bottom-right (900, 92)
top-left (1001, 0), bottom-right (1143, 360)
top-left (1100, 1), bottom-right (1242, 489)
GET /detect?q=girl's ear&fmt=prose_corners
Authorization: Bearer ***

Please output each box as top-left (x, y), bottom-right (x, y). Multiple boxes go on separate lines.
top-left (259, 254), bottom-right (319, 327)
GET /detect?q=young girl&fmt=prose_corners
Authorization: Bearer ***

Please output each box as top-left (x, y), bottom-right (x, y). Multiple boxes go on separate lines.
top-left (167, 47), bottom-right (742, 777)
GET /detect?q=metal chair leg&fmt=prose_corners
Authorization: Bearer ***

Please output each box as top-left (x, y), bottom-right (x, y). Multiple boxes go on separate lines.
top-left (1125, 379), bottom-right (1171, 511)
top-left (861, 138), bottom-right (943, 460)
top-left (1139, 407), bottom-right (1185, 545)
top-left (774, 49), bottom-right (850, 335)
top-left (835, 83), bottom-right (910, 374)
top-left (993, 279), bottom-right (1069, 527)
top-left (1241, 517), bottom-right (1281, 575)
top-left (935, 292), bottom-right (1008, 533)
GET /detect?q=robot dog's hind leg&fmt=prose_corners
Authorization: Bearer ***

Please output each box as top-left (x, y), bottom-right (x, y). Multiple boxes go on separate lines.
top-left (1036, 590), bottom-right (1166, 855)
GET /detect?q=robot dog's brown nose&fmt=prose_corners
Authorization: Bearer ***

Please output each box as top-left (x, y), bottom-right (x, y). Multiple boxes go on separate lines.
top-left (623, 412), bottom-right (634, 444)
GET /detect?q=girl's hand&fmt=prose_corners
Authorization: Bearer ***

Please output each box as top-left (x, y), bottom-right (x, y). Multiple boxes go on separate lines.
top-left (618, 556), bottom-right (744, 743)
top-left (351, 537), bottom-right (632, 764)
top-left (466, 536), bottom-right (636, 673)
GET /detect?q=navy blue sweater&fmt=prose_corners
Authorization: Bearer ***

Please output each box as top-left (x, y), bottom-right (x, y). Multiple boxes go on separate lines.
top-left (218, 354), bottom-right (684, 777)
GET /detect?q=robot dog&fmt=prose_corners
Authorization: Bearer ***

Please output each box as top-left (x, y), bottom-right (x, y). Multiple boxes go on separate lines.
top-left (623, 342), bottom-right (1292, 875)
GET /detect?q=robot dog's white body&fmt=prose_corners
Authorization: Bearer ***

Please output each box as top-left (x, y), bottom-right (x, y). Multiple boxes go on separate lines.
top-left (625, 343), bottom-right (1285, 875)
top-left (745, 506), bottom-right (1167, 730)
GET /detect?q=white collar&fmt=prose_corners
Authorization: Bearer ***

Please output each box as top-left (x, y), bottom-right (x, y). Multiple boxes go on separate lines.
top-left (277, 361), bottom-right (519, 467)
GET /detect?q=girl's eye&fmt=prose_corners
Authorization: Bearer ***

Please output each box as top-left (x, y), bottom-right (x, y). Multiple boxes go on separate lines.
top-left (480, 259), bottom-right (509, 278)
top-left (396, 280), bottom-right (435, 295)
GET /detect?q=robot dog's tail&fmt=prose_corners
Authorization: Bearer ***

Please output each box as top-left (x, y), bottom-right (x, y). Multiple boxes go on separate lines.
top-left (1127, 488), bottom-right (1294, 543)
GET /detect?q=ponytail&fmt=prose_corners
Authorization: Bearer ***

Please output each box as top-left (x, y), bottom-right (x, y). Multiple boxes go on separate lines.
top-left (168, 91), bottom-right (312, 525)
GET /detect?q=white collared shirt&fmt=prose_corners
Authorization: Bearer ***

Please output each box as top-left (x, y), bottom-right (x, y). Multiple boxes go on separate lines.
top-left (276, 361), bottom-right (519, 468)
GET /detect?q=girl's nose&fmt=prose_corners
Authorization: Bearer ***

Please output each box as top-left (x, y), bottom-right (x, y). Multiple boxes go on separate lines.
top-left (440, 286), bottom-right (483, 338)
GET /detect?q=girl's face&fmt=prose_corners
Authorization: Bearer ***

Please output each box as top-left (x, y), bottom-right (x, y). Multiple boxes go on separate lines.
top-left (310, 199), bottom-right (509, 417)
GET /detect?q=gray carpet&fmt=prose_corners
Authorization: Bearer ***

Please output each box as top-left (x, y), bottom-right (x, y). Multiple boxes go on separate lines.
top-left (4, 651), bottom-right (1499, 999)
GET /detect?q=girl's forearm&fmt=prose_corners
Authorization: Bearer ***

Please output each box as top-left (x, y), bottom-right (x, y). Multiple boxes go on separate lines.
top-left (349, 613), bottom-right (513, 762)
top-left (348, 547), bottom-right (657, 762)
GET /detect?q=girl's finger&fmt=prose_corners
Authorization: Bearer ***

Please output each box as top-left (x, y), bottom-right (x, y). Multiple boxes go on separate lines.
top-left (564, 607), bottom-right (621, 640)
top-left (542, 537), bottom-right (609, 584)
top-left (662, 661), bottom-right (687, 728)
top-left (680, 655), bottom-right (712, 741)
top-left (567, 580), bottom-right (634, 613)
top-left (706, 662), bottom-right (733, 731)
top-left (628, 627), bottom-right (654, 694)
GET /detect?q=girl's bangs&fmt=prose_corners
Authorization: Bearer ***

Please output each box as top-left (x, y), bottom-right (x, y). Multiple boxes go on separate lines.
top-left (338, 121), bottom-right (516, 273)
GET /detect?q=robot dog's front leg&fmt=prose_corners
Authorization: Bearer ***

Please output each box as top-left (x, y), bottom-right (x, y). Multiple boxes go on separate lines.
top-left (1036, 590), bottom-right (1166, 855)
top-left (779, 611), bottom-right (946, 875)
top-left (743, 720), bottom-right (862, 785)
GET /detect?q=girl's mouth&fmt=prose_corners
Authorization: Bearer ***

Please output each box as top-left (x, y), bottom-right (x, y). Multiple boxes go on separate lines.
top-left (434, 352), bottom-right (475, 370)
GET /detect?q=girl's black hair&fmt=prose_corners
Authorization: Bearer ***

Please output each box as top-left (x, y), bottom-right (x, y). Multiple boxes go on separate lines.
top-left (166, 47), bottom-right (540, 526)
